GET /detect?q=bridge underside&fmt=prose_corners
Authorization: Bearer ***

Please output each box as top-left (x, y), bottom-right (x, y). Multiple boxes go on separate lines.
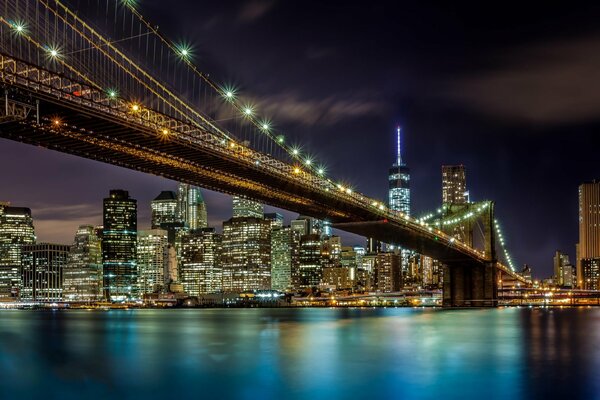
top-left (335, 221), bottom-right (498, 307)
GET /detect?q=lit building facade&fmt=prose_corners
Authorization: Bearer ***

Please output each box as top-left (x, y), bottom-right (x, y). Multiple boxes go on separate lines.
top-left (102, 190), bottom-right (138, 301)
top-left (0, 203), bottom-right (35, 298)
top-left (442, 165), bottom-right (468, 204)
top-left (553, 250), bottom-right (570, 287)
top-left (151, 191), bottom-right (179, 229)
top-left (180, 228), bottom-right (222, 295)
top-left (63, 225), bottom-right (102, 301)
top-left (389, 126), bottom-right (410, 215)
top-left (578, 181), bottom-right (600, 289)
top-left (295, 234), bottom-right (323, 289)
top-left (221, 217), bottom-right (271, 292)
top-left (374, 252), bottom-right (401, 292)
top-left (232, 196), bottom-right (263, 219)
top-left (270, 226), bottom-right (300, 291)
top-left (137, 229), bottom-right (168, 295)
top-left (21, 243), bottom-right (70, 301)
top-left (178, 184), bottom-right (208, 231)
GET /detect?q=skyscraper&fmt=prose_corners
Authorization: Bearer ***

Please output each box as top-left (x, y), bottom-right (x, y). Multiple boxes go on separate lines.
top-left (295, 234), bottom-right (323, 289)
top-left (221, 216), bottom-right (271, 292)
top-left (270, 226), bottom-right (300, 291)
top-left (442, 165), bottom-right (468, 204)
top-left (151, 191), bottom-right (179, 229)
top-left (137, 229), bottom-right (168, 295)
top-left (388, 126), bottom-right (410, 215)
top-left (577, 181), bottom-right (600, 289)
top-left (0, 203), bottom-right (35, 298)
top-left (232, 196), bottom-right (263, 219)
top-left (177, 184), bottom-right (208, 231)
top-left (21, 243), bottom-right (70, 301)
top-left (553, 250), bottom-right (570, 287)
top-left (63, 225), bottom-right (103, 302)
top-left (180, 228), bottom-right (222, 296)
top-left (102, 190), bottom-right (138, 301)
top-left (374, 252), bottom-right (401, 292)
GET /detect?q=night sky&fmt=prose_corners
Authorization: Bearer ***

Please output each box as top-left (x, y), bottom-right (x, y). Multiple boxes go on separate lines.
top-left (2, 0), bottom-right (600, 278)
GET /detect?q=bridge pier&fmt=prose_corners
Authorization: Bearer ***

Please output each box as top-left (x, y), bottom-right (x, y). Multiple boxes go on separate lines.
top-left (442, 263), bottom-right (497, 307)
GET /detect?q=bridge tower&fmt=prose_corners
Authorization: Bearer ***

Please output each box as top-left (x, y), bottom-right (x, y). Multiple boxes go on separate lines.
top-left (441, 201), bottom-right (498, 307)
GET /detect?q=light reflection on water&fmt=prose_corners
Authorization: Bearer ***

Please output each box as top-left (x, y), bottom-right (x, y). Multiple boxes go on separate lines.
top-left (0, 308), bottom-right (598, 399)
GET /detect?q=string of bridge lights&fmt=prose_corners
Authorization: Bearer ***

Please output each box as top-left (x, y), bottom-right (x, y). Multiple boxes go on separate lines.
top-left (118, 0), bottom-right (331, 181)
top-left (494, 219), bottom-right (516, 271)
top-left (7, 10), bottom-right (362, 203)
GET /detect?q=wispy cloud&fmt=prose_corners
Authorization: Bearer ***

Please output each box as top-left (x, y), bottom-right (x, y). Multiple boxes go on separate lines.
top-left (441, 34), bottom-right (600, 125)
top-left (238, 0), bottom-right (276, 23)
top-left (30, 203), bottom-right (102, 244)
top-left (255, 92), bottom-right (388, 126)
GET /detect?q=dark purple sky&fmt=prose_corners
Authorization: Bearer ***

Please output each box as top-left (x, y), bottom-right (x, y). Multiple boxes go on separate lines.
top-left (2, 1), bottom-right (600, 278)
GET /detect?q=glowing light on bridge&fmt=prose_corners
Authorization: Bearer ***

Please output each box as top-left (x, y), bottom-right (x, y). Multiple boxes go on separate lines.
top-left (277, 136), bottom-right (284, 143)
top-left (317, 167), bottom-right (325, 175)
top-left (46, 46), bottom-right (60, 59)
top-left (107, 89), bottom-right (118, 98)
top-left (294, 167), bottom-right (301, 174)
top-left (130, 103), bottom-right (141, 112)
top-left (243, 106), bottom-right (254, 117)
top-left (11, 21), bottom-right (27, 35)
top-left (161, 128), bottom-right (169, 136)
top-left (304, 158), bottom-right (312, 166)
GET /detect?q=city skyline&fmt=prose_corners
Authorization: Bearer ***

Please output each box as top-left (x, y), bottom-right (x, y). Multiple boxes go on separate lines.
top-left (2, 1), bottom-right (600, 278)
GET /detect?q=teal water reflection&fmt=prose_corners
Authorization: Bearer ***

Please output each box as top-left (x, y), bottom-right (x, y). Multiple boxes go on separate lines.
top-left (0, 308), bottom-right (598, 399)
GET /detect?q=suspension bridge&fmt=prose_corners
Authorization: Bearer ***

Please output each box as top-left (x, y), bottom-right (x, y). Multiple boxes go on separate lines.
top-left (0, 0), bottom-right (529, 306)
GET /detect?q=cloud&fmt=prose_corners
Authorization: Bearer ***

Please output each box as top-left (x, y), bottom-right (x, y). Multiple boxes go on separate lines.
top-left (238, 0), bottom-right (276, 23)
top-left (30, 203), bottom-right (102, 244)
top-left (255, 92), bottom-right (388, 126)
top-left (442, 34), bottom-right (600, 125)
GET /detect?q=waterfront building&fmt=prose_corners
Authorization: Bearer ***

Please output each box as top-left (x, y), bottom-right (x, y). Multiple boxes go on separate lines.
top-left (180, 228), bottom-right (222, 296)
top-left (0, 203), bottom-right (35, 298)
top-left (62, 225), bottom-right (102, 301)
top-left (577, 181), bottom-right (600, 289)
top-left (270, 226), bottom-right (300, 291)
top-left (221, 216), bottom-right (271, 292)
top-left (553, 250), bottom-right (570, 287)
top-left (322, 266), bottom-right (354, 290)
top-left (294, 234), bottom-right (322, 289)
top-left (21, 243), bottom-right (70, 301)
top-left (232, 196), bottom-right (263, 219)
top-left (442, 165), bottom-right (468, 204)
top-left (102, 190), bottom-right (137, 301)
top-left (374, 252), bottom-right (401, 292)
top-left (137, 229), bottom-right (168, 295)
top-left (177, 184), bottom-right (208, 231)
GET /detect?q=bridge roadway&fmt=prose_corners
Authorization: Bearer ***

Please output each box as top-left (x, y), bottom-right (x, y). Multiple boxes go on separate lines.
top-left (0, 53), bottom-right (526, 304)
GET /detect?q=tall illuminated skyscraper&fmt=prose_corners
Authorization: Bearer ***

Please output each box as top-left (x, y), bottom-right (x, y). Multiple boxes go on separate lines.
top-left (388, 126), bottom-right (410, 215)
top-left (577, 181), bottom-right (600, 289)
top-left (270, 226), bottom-right (300, 291)
top-left (63, 225), bottom-right (102, 301)
top-left (21, 243), bottom-right (70, 301)
top-left (221, 216), bottom-right (271, 292)
top-left (102, 190), bottom-right (138, 301)
top-left (180, 228), bottom-right (222, 295)
top-left (137, 229), bottom-right (168, 295)
top-left (0, 203), bottom-right (35, 298)
top-left (442, 165), bottom-right (468, 204)
top-left (177, 184), bottom-right (208, 231)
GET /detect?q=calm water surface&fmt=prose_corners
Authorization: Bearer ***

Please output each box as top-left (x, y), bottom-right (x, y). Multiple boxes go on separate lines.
top-left (0, 307), bottom-right (598, 399)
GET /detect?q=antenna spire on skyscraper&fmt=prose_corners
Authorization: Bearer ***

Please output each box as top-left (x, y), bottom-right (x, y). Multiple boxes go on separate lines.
top-left (396, 126), bottom-right (402, 166)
